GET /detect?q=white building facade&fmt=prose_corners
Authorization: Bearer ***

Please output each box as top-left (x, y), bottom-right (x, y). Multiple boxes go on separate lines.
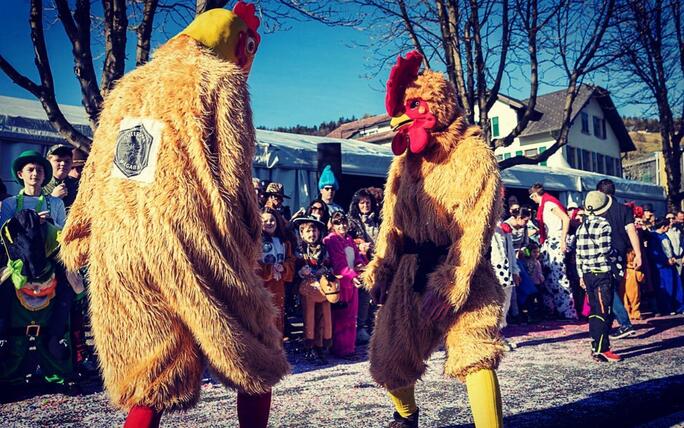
top-left (488, 85), bottom-right (632, 176)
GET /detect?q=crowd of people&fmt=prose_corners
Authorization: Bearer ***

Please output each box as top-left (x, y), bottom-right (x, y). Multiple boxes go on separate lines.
top-left (251, 165), bottom-right (381, 364)
top-left (492, 180), bottom-right (684, 361)
top-left (1, 147), bottom-right (684, 389)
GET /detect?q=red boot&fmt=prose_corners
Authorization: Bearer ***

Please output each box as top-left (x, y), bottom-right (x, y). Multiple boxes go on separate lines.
top-left (124, 405), bottom-right (163, 428)
top-left (237, 390), bottom-right (272, 428)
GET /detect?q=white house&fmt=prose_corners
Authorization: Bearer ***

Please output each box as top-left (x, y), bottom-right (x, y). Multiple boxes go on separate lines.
top-left (329, 84), bottom-right (636, 178)
top-left (488, 85), bottom-right (635, 177)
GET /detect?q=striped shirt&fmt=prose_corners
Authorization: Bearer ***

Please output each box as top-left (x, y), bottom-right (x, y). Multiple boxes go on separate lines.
top-left (575, 215), bottom-right (614, 278)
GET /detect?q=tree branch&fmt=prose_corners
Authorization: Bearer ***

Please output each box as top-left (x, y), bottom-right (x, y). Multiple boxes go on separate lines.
top-left (0, 55), bottom-right (42, 97)
top-left (55, 0), bottom-right (103, 129)
top-left (101, 0), bottom-right (128, 95)
top-left (136, 0), bottom-right (159, 66)
top-left (397, 0), bottom-right (431, 68)
top-left (196, 0), bottom-right (229, 14)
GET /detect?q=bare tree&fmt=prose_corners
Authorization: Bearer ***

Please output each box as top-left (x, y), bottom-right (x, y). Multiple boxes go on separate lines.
top-left (274, 0), bottom-right (616, 170)
top-left (611, 0), bottom-right (683, 209)
top-left (0, 0), bottom-right (223, 154)
top-left (499, 0), bottom-right (617, 168)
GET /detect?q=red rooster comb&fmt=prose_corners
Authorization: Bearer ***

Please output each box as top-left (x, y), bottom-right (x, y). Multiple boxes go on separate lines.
top-left (385, 50), bottom-right (423, 117)
top-left (234, 1), bottom-right (260, 34)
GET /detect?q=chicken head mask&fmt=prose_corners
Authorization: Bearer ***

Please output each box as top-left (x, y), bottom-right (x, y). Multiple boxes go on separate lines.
top-left (386, 50), bottom-right (459, 156)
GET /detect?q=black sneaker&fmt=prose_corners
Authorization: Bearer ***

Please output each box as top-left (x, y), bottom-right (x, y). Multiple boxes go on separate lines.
top-left (388, 409), bottom-right (419, 428)
top-left (315, 348), bottom-right (328, 365)
top-left (610, 326), bottom-right (636, 339)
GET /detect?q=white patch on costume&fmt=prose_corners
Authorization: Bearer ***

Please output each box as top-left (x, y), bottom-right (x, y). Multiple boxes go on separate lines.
top-left (111, 117), bottom-right (163, 183)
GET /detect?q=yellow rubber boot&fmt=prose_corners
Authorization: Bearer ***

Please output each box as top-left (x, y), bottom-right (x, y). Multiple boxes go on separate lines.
top-left (465, 369), bottom-right (503, 428)
top-left (388, 384), bottom-right (418, 418)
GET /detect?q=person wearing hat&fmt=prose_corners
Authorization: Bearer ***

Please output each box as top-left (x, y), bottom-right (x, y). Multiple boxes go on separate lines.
top-left (43, 144), bottom-right (80, 210)
top-left (0, 153), bottom-right (74, 386)
top-left (292, 214), bottom-right (335, 364)
top-left (595, 179), bottom-right (640, 339)
top-left (264, 182), bottom-right (292, 220)
top-left (318, 165), bottom-right (344, 215)
top-left (0, 150), bottom-right (66, 229)
top-left (575, 190), bottom-right (622, 362)
top-left (68, 149), bottom-right (87, 182)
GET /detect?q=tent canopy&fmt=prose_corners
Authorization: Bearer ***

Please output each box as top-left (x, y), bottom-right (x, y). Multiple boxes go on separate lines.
top-left (0, 95), bottom-right (667, 212)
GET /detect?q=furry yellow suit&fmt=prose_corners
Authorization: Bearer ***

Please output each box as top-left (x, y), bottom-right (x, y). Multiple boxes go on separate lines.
top-left (60, 6), bottom-right (288, 415)
top-left (363, 51), bottom-right (504, 427)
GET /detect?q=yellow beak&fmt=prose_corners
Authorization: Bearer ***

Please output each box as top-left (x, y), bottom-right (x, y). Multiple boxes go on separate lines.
top-left (390, 113), bottom-right (413, 132)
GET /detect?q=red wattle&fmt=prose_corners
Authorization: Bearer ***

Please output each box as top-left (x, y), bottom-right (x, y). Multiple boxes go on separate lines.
top-left (408, 127), bottom-right (430, 154)
top-left (392, 131), bottom-right (409, 155)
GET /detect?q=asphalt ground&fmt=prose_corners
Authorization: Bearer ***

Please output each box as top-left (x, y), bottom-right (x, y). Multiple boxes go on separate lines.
top-left (1, 314), bottom-right (683, 427)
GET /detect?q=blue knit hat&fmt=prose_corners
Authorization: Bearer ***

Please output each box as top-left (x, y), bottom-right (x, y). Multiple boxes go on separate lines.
top-left (318, 165), bottom-right (339, 191)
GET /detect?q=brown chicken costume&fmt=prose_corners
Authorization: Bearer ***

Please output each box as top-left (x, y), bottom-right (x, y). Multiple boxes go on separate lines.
top-left (363, 51), bottom-right (505, 427)
top-left (59, 3), bottom-right (289, 427)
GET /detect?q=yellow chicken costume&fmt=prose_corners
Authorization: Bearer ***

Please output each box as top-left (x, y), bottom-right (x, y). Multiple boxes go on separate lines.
top-left (59, 3), bottom-right (289, 427)
top-left (363, 51), bottom-right (505, 427)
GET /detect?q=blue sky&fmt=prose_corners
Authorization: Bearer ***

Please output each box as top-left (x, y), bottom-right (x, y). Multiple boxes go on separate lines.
top-left (0, 2), bottom-right (646, 130)
top-left (0, 2), bottom-right (388, 129)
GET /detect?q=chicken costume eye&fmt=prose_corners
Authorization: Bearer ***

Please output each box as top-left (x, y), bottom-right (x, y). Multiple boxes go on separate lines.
top-left (409, 99), bottom-right (420, 109)
top-left (246, 36), bottom-right (258, 55)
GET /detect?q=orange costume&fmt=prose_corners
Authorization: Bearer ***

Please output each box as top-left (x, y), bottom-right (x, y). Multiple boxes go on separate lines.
top-left (363, 51), bottom-right (504, 427)
top-left (59, 4), bottom-right (288, 427)
top-left (621, 258), bottom-right (644, 320)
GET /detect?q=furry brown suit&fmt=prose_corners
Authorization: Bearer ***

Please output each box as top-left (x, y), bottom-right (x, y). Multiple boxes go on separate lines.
top-left (363, 56), bottom-right (505, 390)
top-left (60, 35), bottom-right (289, 412)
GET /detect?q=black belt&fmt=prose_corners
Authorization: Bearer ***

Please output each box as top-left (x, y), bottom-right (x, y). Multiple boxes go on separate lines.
top-left (403, 237), bottom-right (450, 293)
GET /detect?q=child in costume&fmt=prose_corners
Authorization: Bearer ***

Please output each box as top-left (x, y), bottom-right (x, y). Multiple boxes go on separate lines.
top-left (323, 211), bottom-right (366, 358)
top-left (293, 215), bottom-right (337, 364)
top-left (520, 241), bottom-right (545, 321)
top-left (490, 220), bottom-right (520, 350)
top-left (621, 248), bottom-right (644, 320)
top-left (257, 207), bottom-right (296, 336)
top-left (0, 151), bottom-right (73, 386)
top-left (59, 3), bottom-right (290, 427)
top-left (363, 51), bottom-right (505, 427)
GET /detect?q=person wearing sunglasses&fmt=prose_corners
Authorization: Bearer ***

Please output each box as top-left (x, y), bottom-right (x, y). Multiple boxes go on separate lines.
top-left (323, 212), bottom-right (367, 359)
top-left (304, 199), bottom-right (330, 228)
top-left (318, 165), bottom-right (344, 215)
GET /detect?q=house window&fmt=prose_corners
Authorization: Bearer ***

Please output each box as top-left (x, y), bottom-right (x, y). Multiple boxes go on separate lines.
top-left (582, 149), bottom-right (591, 171)
top-left (524, 148), bottom-right (537, 157)
top-left (495, 154), bottom-right (503, 162)
top-left (597, 154), bottom-right (605, 174)
top-left (581, 112), bottom-right (590, 135)
top-left (538, 146), bottom-right (547, 167)
top-left (615, 158), bottom-right (622, 177)
top-left (516, 150), bottom-right (523, 156)
top-left (593, 116), bottom-right (600, 138)
top-left (491, 116), bottom-right (500, 138)
top-left (591, 152), bottom-right (598, 172)
top-left (567, 146), bottom-right (576, 168)
top-left (606, 156), bottom-right (615, 176)
top-left (503, 152), bottom-right (511, 159)
top-left (593, 116), bottom-right (606, 139)
top-left (602, 119), bottom-right (607, 140)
